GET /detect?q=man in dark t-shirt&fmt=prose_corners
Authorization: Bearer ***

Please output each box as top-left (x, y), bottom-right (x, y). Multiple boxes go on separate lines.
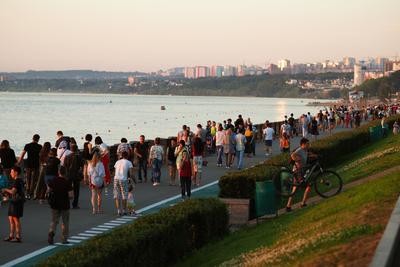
top-left (18, 134), bottom-right (42, 199)
top-left (134, 135), bottom-right (149, 182)
top-left (47, 165), bottom-right (73, 245)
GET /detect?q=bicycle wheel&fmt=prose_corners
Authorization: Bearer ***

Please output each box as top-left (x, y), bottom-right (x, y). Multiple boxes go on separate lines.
top-left (314, 170), bottom-right (343, 198)
top-left (274, 168), bottom-right (297, 197)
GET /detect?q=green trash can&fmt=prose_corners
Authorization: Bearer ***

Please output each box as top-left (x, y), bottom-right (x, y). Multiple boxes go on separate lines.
top-left (255, 180), bottom-right (277, 220)
top-left (369, 126), bottom-right (382, 141)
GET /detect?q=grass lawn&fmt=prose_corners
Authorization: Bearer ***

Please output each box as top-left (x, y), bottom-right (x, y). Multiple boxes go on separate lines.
top-left (176, 133), bottom-right (400, 267)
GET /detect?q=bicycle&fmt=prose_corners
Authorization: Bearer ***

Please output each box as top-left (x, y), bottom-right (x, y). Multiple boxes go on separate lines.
top-left (273, 160), bottom-right (343, 198)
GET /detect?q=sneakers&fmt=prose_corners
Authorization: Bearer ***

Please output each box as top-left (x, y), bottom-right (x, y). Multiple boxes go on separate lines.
top-left (4, 236), bottom-right (22, 243)
top-left (48, 232), bottom-right (55, 245)
top-left (3, 236), bottom-right (13, 242)
top-left (285, 206), bottom-right (292, 212)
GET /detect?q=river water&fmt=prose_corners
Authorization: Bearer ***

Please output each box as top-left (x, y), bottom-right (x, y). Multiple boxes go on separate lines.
top-left (0, 92), bottom-right (329, 153)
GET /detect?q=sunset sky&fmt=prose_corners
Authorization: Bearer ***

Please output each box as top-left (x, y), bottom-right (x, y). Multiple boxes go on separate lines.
top-left (1, 0), bottom-right (399, 72)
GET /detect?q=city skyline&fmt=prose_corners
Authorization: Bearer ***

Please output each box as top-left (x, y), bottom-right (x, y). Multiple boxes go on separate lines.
top-left (1, 0), bottom-right (399, 72)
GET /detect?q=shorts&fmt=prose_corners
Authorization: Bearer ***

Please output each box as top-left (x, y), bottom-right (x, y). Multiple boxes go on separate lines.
top-left (113, 179), bottom-right (128, 200)
top-left (293, 167), bottom-right (310, 187)
top-left (264, 140), bottom-right (272, 147)
top-left (193, 156), bottom-right (203, 173)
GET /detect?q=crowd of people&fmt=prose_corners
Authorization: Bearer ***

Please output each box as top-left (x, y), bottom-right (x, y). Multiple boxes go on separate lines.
top-left (0, 102), bottom-right (398, 244)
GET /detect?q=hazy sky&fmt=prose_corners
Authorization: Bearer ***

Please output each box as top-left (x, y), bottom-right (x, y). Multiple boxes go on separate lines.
top-left (1, 0), bottom-right (399, 72)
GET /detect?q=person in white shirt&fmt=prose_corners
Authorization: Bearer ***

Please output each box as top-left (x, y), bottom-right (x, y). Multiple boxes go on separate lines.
top-left (113, 151), bottom-right (134, 216)
top-left (57, 141), bottom-right (72, 166)
top-left (280, 120), bottom-right (290, 137)
top-left (215, 124), bottom-right (225, 167)
top-left (235, 129), bottom-right (246, 170)
top-left (263, 122), bottom-right (275, 156)
top-left (149, 137), bottom-right (164, 186)
top-left (87, 152), bottom-right (106, 214)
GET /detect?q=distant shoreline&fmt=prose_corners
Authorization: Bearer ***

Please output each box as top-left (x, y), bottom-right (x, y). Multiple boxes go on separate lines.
top-left (0, 90), bottom-right (340, 101)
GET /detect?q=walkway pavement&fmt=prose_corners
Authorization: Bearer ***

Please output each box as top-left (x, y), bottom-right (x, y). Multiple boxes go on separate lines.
top-left (0, 126), bottom-right (353, 266)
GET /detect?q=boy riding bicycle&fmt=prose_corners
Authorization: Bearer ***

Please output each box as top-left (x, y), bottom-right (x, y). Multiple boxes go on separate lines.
top-left (285, 138), bottom-right (317, 212)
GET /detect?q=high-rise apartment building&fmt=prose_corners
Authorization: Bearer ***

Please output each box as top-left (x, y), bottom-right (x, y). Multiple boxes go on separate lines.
top-left (184, 67), bottom-right (196, 79)
top-left (278, 59), bottom-right (291, 71)
top-left (210, 66), bottom-right (224, 77)
top-left (343, 57), bottom-right (356, 68)
top-left (237, 65), bottom-right (247, 77)
top-left (375, 57), bottom-right (389, 71)
top-left (195, 66), bottom-right (209, 78)
top-left (223, 65), bottom-right (237, 76)
top-left (354, 64), bottom-right (366, 86)
top-left (268, 64), bottom-right (280, 75)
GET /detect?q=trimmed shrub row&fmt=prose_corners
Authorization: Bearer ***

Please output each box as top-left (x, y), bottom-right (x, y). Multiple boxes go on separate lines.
top-left (219, 115), bottom-right (400, 213)
top-left (37, 198), bottom-right (229, 267)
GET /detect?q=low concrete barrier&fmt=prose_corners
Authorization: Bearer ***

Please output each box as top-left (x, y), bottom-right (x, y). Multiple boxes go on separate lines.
top-left (370, 194), bottom-right (400, 267)
top-left (220, 198), bottom-right (250, 226)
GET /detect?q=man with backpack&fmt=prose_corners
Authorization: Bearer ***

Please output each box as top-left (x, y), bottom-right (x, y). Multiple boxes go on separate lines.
top-left (55, 130), bottom-right (71, 150)
top-left (63, 144), bottom-right (84, 209)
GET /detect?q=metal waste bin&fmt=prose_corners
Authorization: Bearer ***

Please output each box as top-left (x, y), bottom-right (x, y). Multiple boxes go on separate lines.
top-left (255, 180), bottom-right (278, 220)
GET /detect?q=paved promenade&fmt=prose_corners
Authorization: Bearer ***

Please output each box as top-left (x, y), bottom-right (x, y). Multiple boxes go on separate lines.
top-left (0, 127), bottom-right (352, 266)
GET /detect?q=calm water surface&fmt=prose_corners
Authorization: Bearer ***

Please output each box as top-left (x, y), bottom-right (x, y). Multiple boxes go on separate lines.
top-left (0, 93), bottom-right (329, 153)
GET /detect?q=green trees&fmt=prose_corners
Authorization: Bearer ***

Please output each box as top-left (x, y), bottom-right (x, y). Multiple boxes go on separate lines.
top-left (355, 71), bottom-right (400, 99)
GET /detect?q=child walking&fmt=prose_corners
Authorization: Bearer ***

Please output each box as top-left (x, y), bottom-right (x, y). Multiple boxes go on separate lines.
top-left (127, 180), bottom-right (136, 215)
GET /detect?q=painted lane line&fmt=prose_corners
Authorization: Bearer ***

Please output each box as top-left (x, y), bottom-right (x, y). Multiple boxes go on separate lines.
top-left (55, 242), bottom-right (74, 247)
top-left (66, 239), bottom-right (82, 243)
top-left (188, 180), bottom-right (219, 193)
top-left (121, 215), bottom-right (136, 219)
top-left (79, 233), bottom-right (97, 237)
top-left (103, 223), bottom-right (121, 227)
top-left (115, 218), bottom-right (133, 221)
top-left (69, 236), bottom-right (90, 240)
top-left (1, 246), bottom-right (56, 267)
top-left (96, 225), bottom-right (115, 229)
top-left (91, 227), bottom-right (110, 231)
top-left (110, 220), bottom-right (127, 224)
top-left (86, 230), bottom-right (105, 234)
top-left (136, 180), bottom-right (219, 214)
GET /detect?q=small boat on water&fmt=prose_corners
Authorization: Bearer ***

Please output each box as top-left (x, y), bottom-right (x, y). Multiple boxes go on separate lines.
top-left (161, 105), bottom-right (166, 110)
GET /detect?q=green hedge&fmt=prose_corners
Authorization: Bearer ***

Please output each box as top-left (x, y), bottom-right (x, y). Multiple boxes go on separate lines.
top-left (219, 115), bottom-right (400, 214)
top-left (36, 198), bottom-right (228, 267)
